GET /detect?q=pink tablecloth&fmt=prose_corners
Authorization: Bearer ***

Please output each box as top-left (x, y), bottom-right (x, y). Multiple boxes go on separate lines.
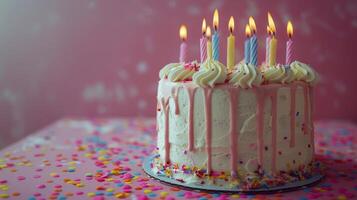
top-left (0, 118), bottom-right (356, 200)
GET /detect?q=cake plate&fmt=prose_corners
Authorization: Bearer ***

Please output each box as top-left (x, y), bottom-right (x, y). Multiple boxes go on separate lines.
top-left (143, 155), bottom-right (324, 194)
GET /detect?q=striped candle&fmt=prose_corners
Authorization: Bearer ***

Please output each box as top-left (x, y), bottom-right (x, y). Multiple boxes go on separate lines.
top-left (200, 37), bottom-right (207, 63)
top-left (249, 17), bottom-right (258, 66)
top-left (286, 21), bottom-right (294, 65)
top-left (244, 39), bottom-right (251, 64)
top-left (212, 9), bottom-right (219, 61)
top-left (212, 31), bottom-right (219, 61)
top-left (286, 39), bottom-right (293, 65)
top-left (200, 18), bottom-right (207, 63)
top-left (250, 34), bottom-right (258, 66)
top-left (244, 24), bottom-right (251, 64)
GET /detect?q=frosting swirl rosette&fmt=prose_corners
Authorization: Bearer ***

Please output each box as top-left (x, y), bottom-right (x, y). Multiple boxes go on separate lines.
top-left (228, 62), bottom-right (263, 88)
top-left (167, 61), bottom-right (199, 82)
top-left (262, 64), bottom-right (295, 84)
top-left (290, 61), bottom-right (318, 85)
top-left (159, 63), bottom-right (181, 79)
top-left (192, 59), bottom-right (227, 87)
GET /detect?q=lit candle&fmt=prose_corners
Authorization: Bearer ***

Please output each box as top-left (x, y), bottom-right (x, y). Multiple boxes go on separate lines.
top-left (286, 21), bottom-right (293, 65)
top-left (200, 18), bottom-right (207, 63)
top-left (249, 16), bottom-right (258, 66)
top-left (206, 26), bottom-right (212, 59)
top-left (268, 13), bottom-right (277, 66)
top-left (265, 25), bottom-right (271, 66)
top-left (179, 25), bottom-right (188, 63)
top-left (227, 16), bottom-right (235, 70)
top-left (244, 24), bottom-right (251, 64)
top-left (212, 9), bottom-right (220, 61)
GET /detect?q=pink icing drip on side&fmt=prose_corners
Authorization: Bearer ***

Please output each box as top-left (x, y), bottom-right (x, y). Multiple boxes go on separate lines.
top-left (156, 101), bottom-right (161, 132)
top-left (161, 97), bottom-right (170, 164)
top-left (309, 86), bottom-right (315, 153)
top-left (256, 89), bottom-right (265, 167)
top-left (290, 85), bottom-right (297, 147)
top-left (203, 88), bottom-right (213, 175)
top-left (186, 87), bottom-right (197, 151)
top-left (229, 88), bottom-right (239, 176)
top-left (303, 85), bottom-right (309, 135)
top-left (270, 90), bottom-right (278, 174)
top-left (171, 87), bottom-right (180, 115)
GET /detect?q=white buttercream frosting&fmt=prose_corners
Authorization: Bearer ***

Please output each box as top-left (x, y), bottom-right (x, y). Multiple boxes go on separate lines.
top-left (229, 62), bottom-right (263, 88)
top-left (167, 61), bottom-right (199, 82)
top-left (262, 61), bottom-right (318, 85)
top-left (290, 61), bottom-right (318, 85)
top-left (159, 63), bottom-right (182, 79)
top-left (156, 81), bottom-right (315, 180)
top-left (261, 64), bottom-right (287, 83)
top-left (192, 59), bottom-right (227, 87)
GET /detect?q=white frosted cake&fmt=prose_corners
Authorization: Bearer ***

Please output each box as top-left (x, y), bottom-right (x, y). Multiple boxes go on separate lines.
top-left (152, 59), bottom-right (319, 189)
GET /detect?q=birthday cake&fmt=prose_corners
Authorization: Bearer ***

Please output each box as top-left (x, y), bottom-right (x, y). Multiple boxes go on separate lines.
top-left (151, 11), bottom-right (320, 190)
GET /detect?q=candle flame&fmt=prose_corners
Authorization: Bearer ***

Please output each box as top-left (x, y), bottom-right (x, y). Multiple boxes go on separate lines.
top-left (249, 16), bottom-right (256, 33)
top-left (213, 9), bottom-right (219, 31)
top-left (228, 16), bottom-right (234, 33)
top-left (202, 18), bottom-right (207, 35)
top-left (287, 21), bottom-right (293, 38)
top-left (206, 26), bottom-right (212, 39)
top-left (268, 12), bottom-right (276, 35)
top-left (179, 25), bottom-right (187, 41)
top-left (267, 25), bottom-right (271, 35)
top-left (245, 24), bottom-right (251, 38)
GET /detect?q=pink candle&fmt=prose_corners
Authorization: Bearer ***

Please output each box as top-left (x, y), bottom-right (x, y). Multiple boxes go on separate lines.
top-left (286, 21), bottom-right (293, 65)
top-left (180, 42), bottom-right (187, 63)
top-left (200, 19), bottom-right (207, 63)
top-left (286, 39), bottom-right (293, 65)
top-left (265, 26), bottom-right (271, 66)
top-left (179, 25), bottom-right (188, 63)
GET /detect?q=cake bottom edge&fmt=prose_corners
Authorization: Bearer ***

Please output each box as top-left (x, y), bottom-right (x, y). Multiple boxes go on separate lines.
top-left (147, 153), bottom-right (324, 191)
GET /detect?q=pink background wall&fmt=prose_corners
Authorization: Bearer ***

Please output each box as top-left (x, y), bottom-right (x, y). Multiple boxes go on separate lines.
top-left (0, 0), bottom-right (356, 148)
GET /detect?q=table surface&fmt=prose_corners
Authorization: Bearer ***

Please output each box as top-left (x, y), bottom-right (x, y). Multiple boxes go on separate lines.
top-left (0, 118), bottom-right (356, 200)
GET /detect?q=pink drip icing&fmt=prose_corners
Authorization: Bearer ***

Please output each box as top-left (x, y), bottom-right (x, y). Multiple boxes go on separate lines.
top-left (303, 85), bottom-right (309, 135)
top-left (171, 87), bottom-right (180, 115)
top-left (186, 87), bottom-right (197, 151)
top-left (161, 97), bottom-right (170, 163)
top-left (256, 87), bottom-right (278, 174)
top-left (256, 89), bottom-right (265, 167)
top-left (156, 101), bottom-right (161, 132)
top-left (290, 85), bottom-right (297, 147)
top-left (309, 86), bottom-right (315, 154)
top-left (203, 88), bottom-right (213, 175)
top-left (270, 91), bottom-right (278, 174)
top-left (228, 88), bottom-right (239, 176)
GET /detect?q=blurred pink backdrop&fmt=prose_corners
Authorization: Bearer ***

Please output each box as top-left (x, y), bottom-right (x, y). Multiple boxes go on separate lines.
top-left (0, 0), bottom-right (356, 148)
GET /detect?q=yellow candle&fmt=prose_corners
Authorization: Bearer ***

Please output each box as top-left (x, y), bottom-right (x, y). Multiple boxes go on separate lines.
top-left (227, 16), bottom-right (235, 70)
top-left (206, 26), bottom-right (212, 59)
top-left (269, 36), bottom-right (277, 66)
top-left (268, 12), bottom-right (277, 66)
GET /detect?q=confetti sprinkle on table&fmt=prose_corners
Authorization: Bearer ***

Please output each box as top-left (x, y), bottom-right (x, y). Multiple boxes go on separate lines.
top-left (0, 118), bottom-right (356, 199)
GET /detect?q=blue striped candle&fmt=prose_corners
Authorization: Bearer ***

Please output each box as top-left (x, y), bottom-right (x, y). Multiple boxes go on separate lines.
top-left (244, 39), bottom-right (250, 64)
top-left (212, 31), bottom-right (219, 61)
top-left (250, 34), bottom-right (258, 66)
top-left (244, 24), bottom-right (251, 64)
